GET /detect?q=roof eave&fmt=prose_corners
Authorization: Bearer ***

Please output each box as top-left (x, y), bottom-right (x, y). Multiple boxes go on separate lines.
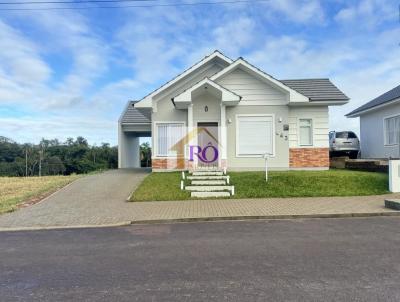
top-left (346, 97), bottom-right (400, 117)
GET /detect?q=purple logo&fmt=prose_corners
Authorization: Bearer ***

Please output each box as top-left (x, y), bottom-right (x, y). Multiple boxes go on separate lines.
top-left (189, 143), bottom-right (218, 163)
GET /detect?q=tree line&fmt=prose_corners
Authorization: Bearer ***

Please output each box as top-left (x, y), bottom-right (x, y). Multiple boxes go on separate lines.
top-left (0, 136), bottom-right (118, 177)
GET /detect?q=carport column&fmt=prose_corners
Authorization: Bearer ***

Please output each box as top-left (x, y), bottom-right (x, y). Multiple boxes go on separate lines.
top-left (118, 123), bottom-right (124, 168)
top-left (220, 104), bottom-right (227, 168)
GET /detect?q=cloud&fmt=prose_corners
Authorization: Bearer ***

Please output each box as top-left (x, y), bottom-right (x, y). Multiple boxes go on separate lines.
top-left (334, 0), bottom-right (395, 27)
top-left (212, 17), bottom-right (256, 57)
top-left (262, 0), bottom-right (325, 24)
top-left (0, 20), bottom-right (51, 87)
top-left (0, 115), bottom-right (117, 145)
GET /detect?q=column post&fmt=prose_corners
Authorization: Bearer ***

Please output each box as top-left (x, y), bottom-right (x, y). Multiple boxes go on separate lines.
top-left (220, 104), bottom-right (227, 169)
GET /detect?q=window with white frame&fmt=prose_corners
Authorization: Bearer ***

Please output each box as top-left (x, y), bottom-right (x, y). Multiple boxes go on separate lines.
top-left (156, 123), bottom-right (185, 156)
top-left (384, 115), bottom-right (400, 145)
top-left (236, 115), bottom-right (274, 156)
top-left (299, 119), bottom-right (313, 146)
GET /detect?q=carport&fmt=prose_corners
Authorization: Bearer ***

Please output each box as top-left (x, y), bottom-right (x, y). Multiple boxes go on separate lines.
top-left (118, 101), bottom-right (151, 168)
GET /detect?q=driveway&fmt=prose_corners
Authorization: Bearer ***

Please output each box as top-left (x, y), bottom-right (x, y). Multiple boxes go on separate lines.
top-left (0, 168), bottom-right (398, 230)
top-left (1, 218), bottom-right (400, 301)
top-left (0, 169), bottom-right (149, 229)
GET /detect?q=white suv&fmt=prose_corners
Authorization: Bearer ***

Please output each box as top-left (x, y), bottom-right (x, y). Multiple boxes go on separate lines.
top-left (329, 131), bottom-right (360, 159)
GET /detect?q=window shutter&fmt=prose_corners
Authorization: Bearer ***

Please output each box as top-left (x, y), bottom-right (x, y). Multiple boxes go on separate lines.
top-left (237, 116), bottom-right (273, 156)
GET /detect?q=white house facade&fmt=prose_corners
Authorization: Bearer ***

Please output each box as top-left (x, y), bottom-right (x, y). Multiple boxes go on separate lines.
top-left (119, 51), bottom-right (349, 171)
top-left (347, 84), bottom-right (400, 159)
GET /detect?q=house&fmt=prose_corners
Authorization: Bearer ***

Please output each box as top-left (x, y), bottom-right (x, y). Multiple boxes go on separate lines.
top-left (119, 50), bottom-right (349, 171)
top-left (347, 84), bottom-right (400, 159)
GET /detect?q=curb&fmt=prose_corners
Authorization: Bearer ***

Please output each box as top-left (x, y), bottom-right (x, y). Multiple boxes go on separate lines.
top-left (0, 221), bottom-right (132, 232)
top-left (1, 212), bottom-right (399, 232)
top-left (129, 211), bottom-right (400, 225)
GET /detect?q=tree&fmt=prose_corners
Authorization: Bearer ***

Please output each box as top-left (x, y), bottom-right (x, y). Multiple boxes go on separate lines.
top-left (140, 142), bottom-right (151, 167)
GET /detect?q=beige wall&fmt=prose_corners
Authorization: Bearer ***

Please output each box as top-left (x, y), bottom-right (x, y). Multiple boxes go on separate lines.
top-left (226, 105), bottom-right (289, 170)
top-left (192, 93), bottom-right (221, 124)
top-left (288, 106), bottom-right (329, 148)
top-left (216, 67), bottom-right (288, 106)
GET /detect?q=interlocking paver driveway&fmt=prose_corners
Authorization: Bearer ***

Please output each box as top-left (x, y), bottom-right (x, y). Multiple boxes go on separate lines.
top-left (0, 169), bottom-right (150, 228)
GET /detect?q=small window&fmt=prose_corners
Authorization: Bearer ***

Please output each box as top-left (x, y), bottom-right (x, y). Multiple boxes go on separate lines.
top-left (156, 123), bottom-right (185, 156)
top-left (384, 116), bottom-right (400, 145)
top-left (299, 119), bottom-right (312, 146)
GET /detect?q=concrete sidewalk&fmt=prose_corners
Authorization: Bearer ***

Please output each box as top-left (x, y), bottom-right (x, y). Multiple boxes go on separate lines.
top-left (127, 194), bottom-right (400, 223)
top-left (0, 189), bottom-right (399, 230)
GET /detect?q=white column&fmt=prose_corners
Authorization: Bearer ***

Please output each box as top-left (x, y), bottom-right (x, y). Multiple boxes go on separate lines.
top-left (220, 104), bottom-right (227, 161)
top-left (118, 123), bottom-right (124, 168)
top-left (187, 104), bottom-right (194, 160)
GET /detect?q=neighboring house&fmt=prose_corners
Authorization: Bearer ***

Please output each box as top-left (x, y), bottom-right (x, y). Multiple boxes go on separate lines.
top-left (119, 50), bottom-right (349, 171)
top-left (347, 84), bottom-right (400, 159)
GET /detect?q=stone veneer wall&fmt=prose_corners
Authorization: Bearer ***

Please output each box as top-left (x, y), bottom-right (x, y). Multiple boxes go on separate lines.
top-left (152, 158), bottom-right (186, 170)
top-left (289, 148), bottom-right (329, 168)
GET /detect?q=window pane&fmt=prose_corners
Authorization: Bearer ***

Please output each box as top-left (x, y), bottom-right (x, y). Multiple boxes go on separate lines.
top-left (157, 123), bottom-right (184, 156)
top-left (299, 119), bottom-right (312, 146)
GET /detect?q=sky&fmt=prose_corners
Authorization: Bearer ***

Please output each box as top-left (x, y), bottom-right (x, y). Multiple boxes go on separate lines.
top-left (0, 0), bottom-right (399, 146)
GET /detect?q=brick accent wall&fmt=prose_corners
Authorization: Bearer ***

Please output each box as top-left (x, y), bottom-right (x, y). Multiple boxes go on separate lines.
top-left (289, 148), bottom-right (329, 168)
top-left (152, 157), bottom-right (186, 170)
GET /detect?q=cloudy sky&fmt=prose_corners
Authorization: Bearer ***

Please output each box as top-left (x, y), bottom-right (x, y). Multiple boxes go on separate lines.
top-left (0, 0), bottom-right (399, 145)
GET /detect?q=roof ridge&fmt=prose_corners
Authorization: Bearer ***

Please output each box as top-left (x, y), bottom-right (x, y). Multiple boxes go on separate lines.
top-left (135, 50), bottom-right (233, 103)
top-left (281, 78), bottom-right (330, 81)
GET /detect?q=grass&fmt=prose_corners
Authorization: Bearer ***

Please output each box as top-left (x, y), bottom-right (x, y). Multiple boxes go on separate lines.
top-left (130, 170), bottom-right (389, 202)
top-left (0, 175), bottom-right (81, 214)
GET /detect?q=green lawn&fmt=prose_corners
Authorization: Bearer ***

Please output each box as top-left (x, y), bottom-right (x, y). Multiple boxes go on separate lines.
top-left (0, 175), bottom-right (81, 214)
top-left (130, 170), bottom-right (389, 202)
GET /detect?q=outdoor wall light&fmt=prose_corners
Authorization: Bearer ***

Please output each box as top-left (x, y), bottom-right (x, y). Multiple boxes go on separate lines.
top-left (205, 106), bottom-right (208, 112)
top-left (278, 117), bottom-right (283, 123)
top-left (228, 118), bottom-right (232, 124)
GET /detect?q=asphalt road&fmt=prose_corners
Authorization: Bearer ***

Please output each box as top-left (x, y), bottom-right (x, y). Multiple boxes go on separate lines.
top-left (1, 217), bottom-right (400, 302)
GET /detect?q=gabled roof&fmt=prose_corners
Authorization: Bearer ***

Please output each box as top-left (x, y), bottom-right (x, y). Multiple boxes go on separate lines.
top-left (347, 84), bottom-right (400, 117)
top-left (135, 50), bottom-right (233, 107)
top-left (172, 78), bottom-right (241, 109)
top-left (280, 79), bottom-right (349, 102)
top-left (210, 58), bottom-right (310, 103)
top-left (120, 101), bottom-right (151, 124)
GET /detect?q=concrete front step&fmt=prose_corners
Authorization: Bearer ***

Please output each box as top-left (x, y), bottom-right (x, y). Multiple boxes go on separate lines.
top-left (187, 175), bottom-right (229, 180)
top-left (191, 180), bottom-right (227, 185)
top-left (185, 185), bottom-right (234, 193)
top-left (192, 171), bottom-right (224, 176)
top-left (191, 191), bottom-right (231, 198)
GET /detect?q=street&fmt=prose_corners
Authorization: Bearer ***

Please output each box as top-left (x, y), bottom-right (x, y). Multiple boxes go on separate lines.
top-left (1, 217), bottom-right (400, 301)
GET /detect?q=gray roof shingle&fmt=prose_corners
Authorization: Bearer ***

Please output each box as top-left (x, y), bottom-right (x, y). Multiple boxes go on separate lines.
top-left (346, 84), bottom-right (400, 116)
top-left (120, 101), bottom-right (151, 124)
top-left (280, 78), bottom-right (349, 102)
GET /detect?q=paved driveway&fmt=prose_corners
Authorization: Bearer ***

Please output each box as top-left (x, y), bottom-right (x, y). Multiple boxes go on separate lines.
top-left (0, 169), bottom-right (149, 228)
